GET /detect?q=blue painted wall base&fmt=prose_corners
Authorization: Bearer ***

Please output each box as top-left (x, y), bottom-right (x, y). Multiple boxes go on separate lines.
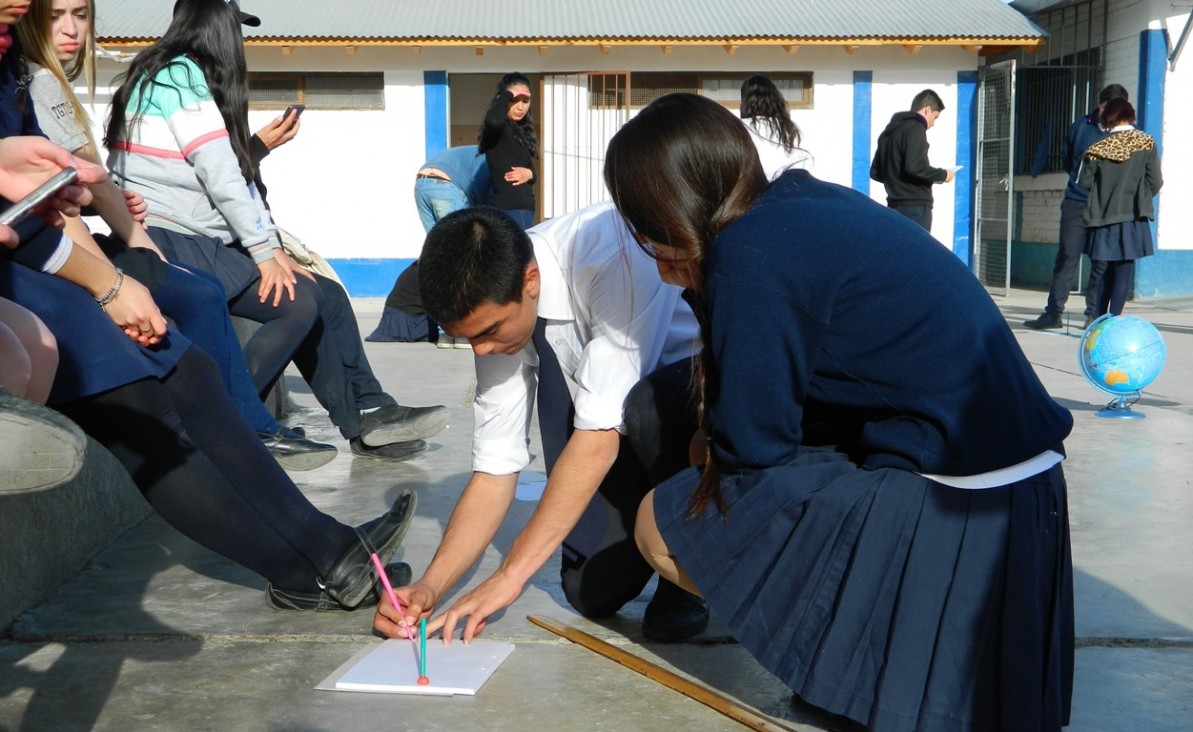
top-left (329, 258), bottom-right (414, 297)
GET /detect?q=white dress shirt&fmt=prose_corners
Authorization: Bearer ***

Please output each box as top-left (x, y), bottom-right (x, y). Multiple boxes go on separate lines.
top-left (471, 202), bottom-right (700, 475)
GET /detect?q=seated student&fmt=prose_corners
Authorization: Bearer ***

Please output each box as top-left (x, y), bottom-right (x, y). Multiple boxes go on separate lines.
top-left (0, 135), bottom-right (89, 496)
top-left (16, 0), bottom-right (335, 469)
top-left (608, 94), bottom-right (1074, 731)
top-left (0, 42), bottom-right (415, 612)
top-left (367, 144), bottom-right (491, 345)
top-left (374, 203), bottom-right (709, 644)
top-left (104, 0), bottom-right (446, 462)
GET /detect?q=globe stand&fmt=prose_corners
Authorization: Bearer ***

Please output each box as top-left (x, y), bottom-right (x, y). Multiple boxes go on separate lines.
top-left (1097, 394), bottom-right (1145, 420)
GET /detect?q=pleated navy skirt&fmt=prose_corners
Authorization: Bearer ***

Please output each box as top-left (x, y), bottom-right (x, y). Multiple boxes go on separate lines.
top-left (147, 226), bottom-right (257, 300)
top-left (1085, 220), bottom-right (1153, 262)
top-left (0, 261), bottom-right (189, 406)
top-left (655, 447), bottom-right (1073, 732)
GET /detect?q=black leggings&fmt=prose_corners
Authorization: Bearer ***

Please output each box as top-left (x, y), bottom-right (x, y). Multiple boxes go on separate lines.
top-left (59, 347), bottom-right (356, 592)
top-left (227, 275), bottom-right (321, 397)
top-left (559, 357), bottom-right (699, 617)
top-left (1093, 259), bottom-right (1135, 317)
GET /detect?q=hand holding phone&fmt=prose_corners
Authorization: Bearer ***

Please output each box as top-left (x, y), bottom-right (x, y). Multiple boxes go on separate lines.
top-left (284, 104), bottom-right (305, 120)
top-left (0, 167), bottom-right (79, 227)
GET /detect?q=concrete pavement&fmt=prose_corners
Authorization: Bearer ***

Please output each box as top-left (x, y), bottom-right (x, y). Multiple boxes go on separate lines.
top-left (1, 290), bottom-right (1191, 731)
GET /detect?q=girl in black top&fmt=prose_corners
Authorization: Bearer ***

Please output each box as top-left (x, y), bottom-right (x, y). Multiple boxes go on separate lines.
top-left (479, 72), bottom-right (537, 229)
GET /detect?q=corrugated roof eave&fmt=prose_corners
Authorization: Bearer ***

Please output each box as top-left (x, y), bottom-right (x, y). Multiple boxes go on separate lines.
top-left (98, 34), bottom-right (1045, 46)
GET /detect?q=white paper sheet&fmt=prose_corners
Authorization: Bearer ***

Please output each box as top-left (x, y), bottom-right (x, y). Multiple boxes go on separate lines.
top-left (317, 638), bottom-right (515, 696)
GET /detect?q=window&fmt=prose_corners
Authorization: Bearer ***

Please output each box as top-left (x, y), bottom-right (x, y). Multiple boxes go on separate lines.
top-left (994, 0), bottom-right (1108, 175)
top-left (248, 72), bottom-right (385, 111)
top-left (590, 72), bottom-right (814, 110)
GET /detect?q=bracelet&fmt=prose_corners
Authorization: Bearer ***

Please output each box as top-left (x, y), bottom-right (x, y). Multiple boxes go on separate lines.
top-left (96, 268), bottom-right (124, 311)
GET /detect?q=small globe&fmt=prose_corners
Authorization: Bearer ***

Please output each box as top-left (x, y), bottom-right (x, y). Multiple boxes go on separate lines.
top-left (1078, 314), bottom-right (1166, 396)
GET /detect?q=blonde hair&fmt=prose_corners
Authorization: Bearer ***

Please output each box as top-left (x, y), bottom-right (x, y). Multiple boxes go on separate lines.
top-left (17, 0), bottom-right (99, 153)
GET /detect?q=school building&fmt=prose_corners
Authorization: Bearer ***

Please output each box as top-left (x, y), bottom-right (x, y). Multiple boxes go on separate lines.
top-left (93, 0), bottom-right (1190, 299)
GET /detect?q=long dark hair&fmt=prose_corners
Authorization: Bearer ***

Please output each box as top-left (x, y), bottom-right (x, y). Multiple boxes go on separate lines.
top-left (604, 93), bottom-right (769, 517)
top-left (740, 74), bottom-right (801, 153)
top-left (105, 0), bottom-right (254, 181)
top-left (479, 72), bottom-right (538, 158)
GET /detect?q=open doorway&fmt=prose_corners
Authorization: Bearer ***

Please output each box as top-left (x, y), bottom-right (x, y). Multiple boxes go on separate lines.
top-left (449, 73), bottom-right (544, 223)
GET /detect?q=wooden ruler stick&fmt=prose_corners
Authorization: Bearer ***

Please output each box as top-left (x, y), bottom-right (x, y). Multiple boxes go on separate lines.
top-left (527, 614), bottom-right (799, 732)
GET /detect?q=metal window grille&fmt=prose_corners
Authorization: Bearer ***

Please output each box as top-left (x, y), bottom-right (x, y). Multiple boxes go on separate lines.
top-left (248, 73), bottom-right (385, 111)
top-left (605, 72), bottom-right (813, 110)
top-left (995, 0), bottom-right (1108, 175)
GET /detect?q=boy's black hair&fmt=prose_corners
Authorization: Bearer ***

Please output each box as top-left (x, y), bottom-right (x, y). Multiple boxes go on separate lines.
top-left (419, 206), bottom-right (533, 325)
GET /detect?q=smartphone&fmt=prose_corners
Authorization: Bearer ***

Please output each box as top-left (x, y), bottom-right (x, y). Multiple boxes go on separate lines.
top-left (0, 167), bottom-right (79, 228)
top-left (284, 104), bottom-right (305, 120)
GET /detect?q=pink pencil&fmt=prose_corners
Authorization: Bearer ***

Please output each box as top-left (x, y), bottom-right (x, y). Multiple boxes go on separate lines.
top-left (370, 552), bottom-right (412, 638)
top-left (370, 553), bottom-right (428, 683)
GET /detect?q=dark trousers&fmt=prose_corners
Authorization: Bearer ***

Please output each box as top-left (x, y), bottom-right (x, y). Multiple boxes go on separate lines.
top-left (556, 358), bottom-right (700, 617)
top-left (291, 274), bottom-right (395, 440)
top-left (1046, 198), bottom-right (1106, 317)
top-left (155, 265), bottom-right (279, 433)
top-left (228, 273), bottom-right (394, 440)
top-left (891, 205), bottom-right (932, 231)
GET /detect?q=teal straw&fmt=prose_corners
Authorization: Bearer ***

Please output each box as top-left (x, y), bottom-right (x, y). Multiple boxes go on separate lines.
top-left (419, 617), bottom-right (428, 678)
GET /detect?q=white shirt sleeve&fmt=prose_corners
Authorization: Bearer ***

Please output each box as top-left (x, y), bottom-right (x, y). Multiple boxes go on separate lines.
top-left (471, 349), bottom-right (537, 475)
top-left (568, 242), bottom-right (689, 431)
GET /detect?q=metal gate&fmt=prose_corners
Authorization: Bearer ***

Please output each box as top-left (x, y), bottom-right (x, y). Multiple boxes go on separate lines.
top-left (540, 73), bottom-right (630, 218)
top-left (974, 60), bottom-right (1015, 294)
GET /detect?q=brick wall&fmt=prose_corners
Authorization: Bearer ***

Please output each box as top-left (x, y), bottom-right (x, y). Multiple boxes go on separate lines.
top-left (1019, 189), bottom-right (1063, 244)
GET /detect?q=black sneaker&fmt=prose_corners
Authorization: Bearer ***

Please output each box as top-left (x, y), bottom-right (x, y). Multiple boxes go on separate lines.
top-left (359, 404), bottom-right (448, 446)
top-left (266, 561), bottom-right (413, 611)
top-left (642, 579), bottom-right (710, 642)
top-left (258, 429), bottom-right (337, 471)
top-left (1023, 312), bottom-right (1063, 330)
top-left (349, 437), bottom-right (427, 462)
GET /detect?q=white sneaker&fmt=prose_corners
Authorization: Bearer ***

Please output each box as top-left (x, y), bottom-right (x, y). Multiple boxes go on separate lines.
top-left (0, 389), bottom-right (87, 494)
top-left (436, 328), bottom-right (453, 349)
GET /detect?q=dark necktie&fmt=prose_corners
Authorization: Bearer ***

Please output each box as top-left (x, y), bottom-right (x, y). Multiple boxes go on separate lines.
top-left (531, 316), bottom-right (574, 474)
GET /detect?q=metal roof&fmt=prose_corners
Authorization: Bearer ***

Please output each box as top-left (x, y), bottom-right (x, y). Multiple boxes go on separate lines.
top-left (96, 0), bottom-right (1045, 46)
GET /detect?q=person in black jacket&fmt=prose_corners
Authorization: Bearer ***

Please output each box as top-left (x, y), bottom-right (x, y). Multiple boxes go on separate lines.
top-left (870, 89), bottom-right (954, 231)
top-left (479, 72), bottom-right (537, 229)
top-left (1079, 98), bottom-right (1162, 318)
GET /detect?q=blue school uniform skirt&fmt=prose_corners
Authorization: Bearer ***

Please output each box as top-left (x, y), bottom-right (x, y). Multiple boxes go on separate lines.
top-left (654, 446), bottom-right (1073, 732)
top-left (0, 261), bottom-right (189, 406)
top-left (1086, 219), bottom-right (1153, 262)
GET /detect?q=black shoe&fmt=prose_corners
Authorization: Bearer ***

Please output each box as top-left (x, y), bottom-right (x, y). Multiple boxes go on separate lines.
top-left (258, 430), bottom-right (337, 471)
top-left (349, 437), bottom-right (427, 462)
top-left (642, 579), bottom-right (710, 642)
top-left (319, 487), bottom-right (417, 609)
top-left (266, 561), bottom-right (413, 611)
top-left (1023, 312), bottom-right (1063, 330)
top-left (359, 404), bottom-right (448, 446)
top-left (1083, 314), bottom-right (1096, 329)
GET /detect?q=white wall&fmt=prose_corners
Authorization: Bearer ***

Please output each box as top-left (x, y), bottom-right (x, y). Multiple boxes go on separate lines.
top-left (92, 43), bottom-right (978, 260)
top-left (1156, 5), bottom-right (1193, 251)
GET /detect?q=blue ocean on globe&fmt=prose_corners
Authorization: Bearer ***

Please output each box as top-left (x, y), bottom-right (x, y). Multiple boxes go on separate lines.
top-left (1078, 315), bottom-right (1166, 396)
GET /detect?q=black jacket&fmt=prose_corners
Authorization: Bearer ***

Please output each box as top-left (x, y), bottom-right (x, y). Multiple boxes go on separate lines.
top-left (870, 111), bottom-right (947, 207)
top-left (1079, 129), bottom-right (1163, 228)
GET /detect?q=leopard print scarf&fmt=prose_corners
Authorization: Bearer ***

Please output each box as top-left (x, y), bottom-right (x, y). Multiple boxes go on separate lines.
top-left (1085, 129), bottom-right (1155, 163)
